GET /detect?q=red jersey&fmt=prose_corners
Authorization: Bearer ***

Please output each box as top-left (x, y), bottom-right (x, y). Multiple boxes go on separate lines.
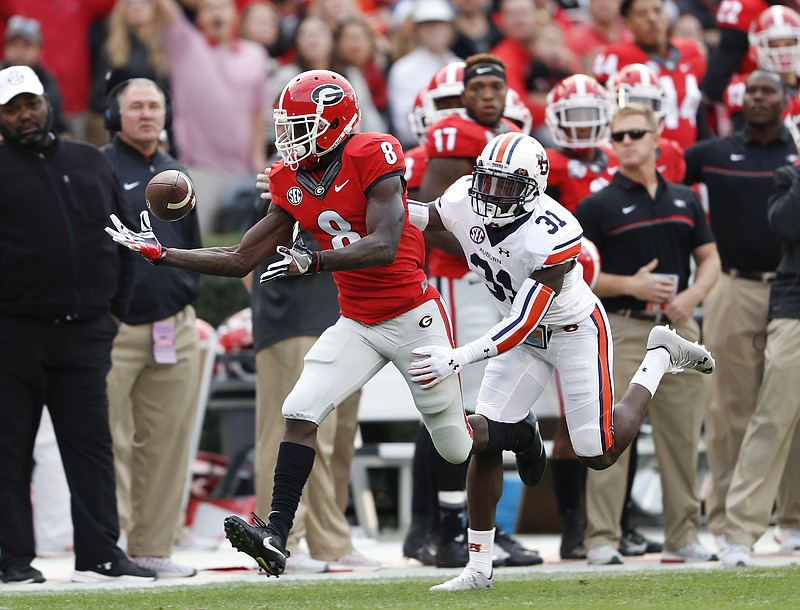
top-left (656, 137), bottom-right (686, 183)
top-left (592, 38), bottom-right (706, 150)
top-left (545, 147), bottom-right (618, 213)
top-left (270, 133), bottom-right (438, 325)
top-left (404, 145), bottom-right (429, 192)
top-left (715, 0), bottom-right (769, 74)
top-left (424, 114), bottom-right (519, 278)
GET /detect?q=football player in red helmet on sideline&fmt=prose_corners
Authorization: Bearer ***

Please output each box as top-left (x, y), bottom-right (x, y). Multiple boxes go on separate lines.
top-left (592, 0), bottom-right (707, 150)
top-left (723, 5), bottom-right (800, 132)
top-left (106, 69), bottom-right (550, 580)
top-left (407, 132), bottom-right (716, 591)
top-left (607, 64), bottom-right (686, 183)
top-left (702, 0), bottom-right (800, 104)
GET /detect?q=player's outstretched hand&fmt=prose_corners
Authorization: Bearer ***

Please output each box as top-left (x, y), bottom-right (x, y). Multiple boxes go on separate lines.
top-left (105, 210), bottom-right (167, 265)
top-left (409, 345), bottom-right (467, 389)
top-left (259, 222), bottom-right (322, 283)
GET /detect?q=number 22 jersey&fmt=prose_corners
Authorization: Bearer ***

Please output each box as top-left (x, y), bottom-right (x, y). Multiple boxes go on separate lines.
top-left (269, 133), bottom-right (438, 324)
top-left (435, 176), bottom-right (597, 327)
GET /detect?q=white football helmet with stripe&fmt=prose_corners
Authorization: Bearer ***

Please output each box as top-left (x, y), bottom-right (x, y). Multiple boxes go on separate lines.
top-left (469, 133), bottom-right (550, 227)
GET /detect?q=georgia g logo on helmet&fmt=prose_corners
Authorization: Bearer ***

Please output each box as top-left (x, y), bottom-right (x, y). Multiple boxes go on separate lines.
top-left (311, 84), bottom-right (345, 106)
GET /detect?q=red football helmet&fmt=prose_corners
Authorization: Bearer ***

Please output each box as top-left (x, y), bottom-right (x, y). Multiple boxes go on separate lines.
top-left (504, 88), bottom-right (533, 134)
top-left (749, 5), bottom-right (800, 73)
top-left (546, 74), bottom-right (611, 149)
top-left (607, 63), bottom-right (666, 122)
top-left (578, 238), bottom-right (601, 290)
top-left (423, 61), bottom-right (467, 125)
top-left (216, 308), bottom-right (256, 382)
top-left (274, 70), bottom-right (361, 169)
top-left (408, 88), bottom-right (430, 145)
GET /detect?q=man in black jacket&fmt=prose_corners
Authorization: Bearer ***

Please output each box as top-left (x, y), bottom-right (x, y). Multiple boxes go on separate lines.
top-left (720, 161), bottom-right (800, 567)
top-left (0, 65), bottom-right (154, 584)
top-left (101, 78), bottom-right (202, 579)
top-left (684, 70), bottom-right (800, 553)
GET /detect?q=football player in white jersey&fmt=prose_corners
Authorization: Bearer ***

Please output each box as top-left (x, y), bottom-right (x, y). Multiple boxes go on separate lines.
top-left (407, 132), bottom-right (716, 591)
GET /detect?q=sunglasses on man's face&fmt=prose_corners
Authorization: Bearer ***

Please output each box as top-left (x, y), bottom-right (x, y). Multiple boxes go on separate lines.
top-left (610, 128), bottom-right (653, 143)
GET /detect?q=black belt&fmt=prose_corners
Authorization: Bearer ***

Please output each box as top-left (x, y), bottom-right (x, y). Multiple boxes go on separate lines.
top-left (722, 268), bottom-right (776, 283)
top-left (615, 309), bottom-right (667, 324)
top-left (52, 314), bottom-right (94, 324)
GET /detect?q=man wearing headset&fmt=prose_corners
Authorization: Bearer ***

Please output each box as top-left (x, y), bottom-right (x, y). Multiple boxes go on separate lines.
top-left (102, 78), bottom-right (202, 579)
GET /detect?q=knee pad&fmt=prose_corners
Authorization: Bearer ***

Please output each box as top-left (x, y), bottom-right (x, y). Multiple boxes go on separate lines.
top-left (421, 411), bottom-right (472, 465)
top-left (569, 425), bottom-right (604, 459)
top-left (410, 375), bottom-right (460, 415)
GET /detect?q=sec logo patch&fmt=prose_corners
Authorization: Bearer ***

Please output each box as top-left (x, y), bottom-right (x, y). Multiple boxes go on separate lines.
top-left (287, 186), bottom-right (303, 206)
top-left (470, 226), bottom-right (486, 244)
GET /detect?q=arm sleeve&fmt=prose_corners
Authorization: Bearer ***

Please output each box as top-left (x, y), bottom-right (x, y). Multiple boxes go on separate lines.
top-left (768, 166), bottom-right (800, 242)
top-left (455, 277), bottom-right (555, 364)
top-left (702, 28), bottom-right (750, 102)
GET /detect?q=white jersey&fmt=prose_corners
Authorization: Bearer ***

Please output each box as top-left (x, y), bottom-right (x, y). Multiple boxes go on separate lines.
top-left (435, 175), bottom-right (597, 328)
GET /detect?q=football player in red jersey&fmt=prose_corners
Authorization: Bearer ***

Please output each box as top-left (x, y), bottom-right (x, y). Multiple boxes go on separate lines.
top-left (106, 69), bottom-right (549, 579)
top-left (403, 57), bottom-right (543, 569)
top-left (592, 0), bottom-right (706, 149)
top-left (607, 63), bottom-right (687, 182)
top-left (724, 5), bottom-right (800, 130)
top-left (703, 0), bottom-right (799, 103)
top-left (545, 74), bottom-right (617, 214)
top-left (405, 88), bottom-right (432, 198)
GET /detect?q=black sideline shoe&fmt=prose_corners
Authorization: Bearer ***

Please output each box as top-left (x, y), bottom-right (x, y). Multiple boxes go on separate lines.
top-left (1, 564), bottom-right (45, 584)
top-left (71, 558), bottom-right (156, 583)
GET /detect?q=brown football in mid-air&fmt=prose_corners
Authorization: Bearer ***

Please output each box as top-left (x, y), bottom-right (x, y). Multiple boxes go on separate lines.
top-left (145, 170), bottom-right (196, 222)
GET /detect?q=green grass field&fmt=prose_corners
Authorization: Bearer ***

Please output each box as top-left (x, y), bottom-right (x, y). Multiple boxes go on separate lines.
top-left (1, 567), bottom-right (798, 609)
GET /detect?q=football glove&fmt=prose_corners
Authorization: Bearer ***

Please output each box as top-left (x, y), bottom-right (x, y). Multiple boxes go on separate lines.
top-left (105, 210), bottom-right (167, 265)
top-left (259, 222), bottom-right (323, 284)
top-left (408, 345), bottom-right (471, 390)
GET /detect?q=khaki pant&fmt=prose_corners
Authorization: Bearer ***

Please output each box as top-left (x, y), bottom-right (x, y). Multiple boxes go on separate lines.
top-left (725, 318), bottom-right (800, 545)
top-left (255, 337), bottom-right (359, 560)
top-left (585, 315), bottom-right (709, 552)
top-left (108, 306), bottom-right (200, 557)
top-left (703, 274), bottom-right (800, 535)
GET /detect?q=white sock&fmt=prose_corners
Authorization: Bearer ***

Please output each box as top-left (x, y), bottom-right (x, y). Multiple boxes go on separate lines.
top-left (467, 527), bottom-right (494, 577)
top-left (629, 348), bottom-right (671, 397)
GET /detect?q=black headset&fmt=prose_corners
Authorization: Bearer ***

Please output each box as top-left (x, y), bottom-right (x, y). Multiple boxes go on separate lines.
top-left (104, 78), bottom-right (173, 132)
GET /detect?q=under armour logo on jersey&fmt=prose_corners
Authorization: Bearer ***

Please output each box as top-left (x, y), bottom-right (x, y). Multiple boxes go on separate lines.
top-left (418, 315), bottom-right (433, 329)
top-left (287, 186), bottom-right (303, 205)
top-left (311, 84), bottom-right (345, 106)
top-left (470, 226), bottom-right (486, 244)
top-left (498, 247), bottom-right (510, 257)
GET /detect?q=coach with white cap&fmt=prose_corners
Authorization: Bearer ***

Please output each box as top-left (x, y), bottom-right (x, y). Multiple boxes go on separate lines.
top-left (0, 66), bottom-right (154, 584)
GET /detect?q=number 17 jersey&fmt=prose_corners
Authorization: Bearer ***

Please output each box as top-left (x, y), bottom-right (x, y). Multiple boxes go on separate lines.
top-left (435, 176), bottom-right (597, 327)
